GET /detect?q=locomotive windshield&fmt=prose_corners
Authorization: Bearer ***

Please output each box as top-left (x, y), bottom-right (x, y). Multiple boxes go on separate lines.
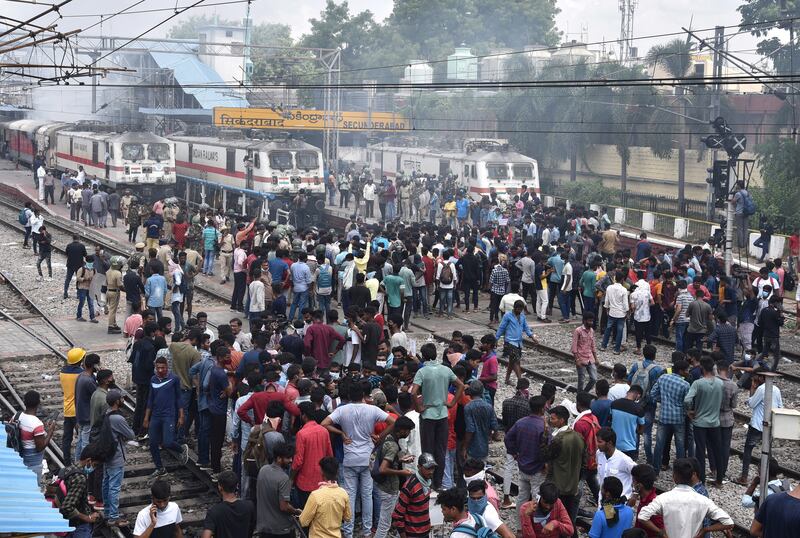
top-left (486, 163), bottom-right (509, 179)
top-left (148, 143), bottom-right (171, 162)
top-left (122, 143), bottom-right (144, 161)
top-left (296, 151), bottom-right (319, 171)
top-left (512, 164), bottom-right (534, 178)
top-left (269, 151), bottom-right (293, 171)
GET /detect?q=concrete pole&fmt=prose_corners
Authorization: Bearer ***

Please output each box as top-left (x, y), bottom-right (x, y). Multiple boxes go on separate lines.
top-left (724, 160), bottom-right (736, 276)
top-left (758, 372), bottom-right (781, 502)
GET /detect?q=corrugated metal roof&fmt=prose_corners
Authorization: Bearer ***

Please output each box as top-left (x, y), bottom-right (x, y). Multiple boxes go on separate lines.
top-left (150, 51), bottom-right (248, 110)
top-left (0, 428), bottom-right (74, 534)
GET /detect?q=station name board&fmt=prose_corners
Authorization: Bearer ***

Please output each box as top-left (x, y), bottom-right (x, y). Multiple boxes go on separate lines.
top-left (213, 107), bottom-right (410, 132)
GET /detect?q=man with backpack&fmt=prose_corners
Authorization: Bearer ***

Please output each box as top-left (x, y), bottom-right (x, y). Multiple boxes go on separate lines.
top-left (626, 345), bottom-right (664, 466)
top-left (99, 389), bottom-right (136, 527)
top-left (733, 180), bottom-right (755, 250)
top-left (315, 255), bottom-right (334, 320)
top-left (59, 442), bottom-right (106, 538)
top-left (437, 250), bottom-right (459, 319)
top-left (8, 390), bottom-right (55, 486)
top-left (437, 486), bottom-right (513, 538)
top-left (18, 201), bottom-right (33, 249)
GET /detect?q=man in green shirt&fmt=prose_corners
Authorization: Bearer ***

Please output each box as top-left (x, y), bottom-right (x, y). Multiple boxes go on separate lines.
top-left (546, 405), bottom-right (586, 526)
top-left (684, 356), bottom-right (723, 486)
top-left (382, 264), bottom-right (405, 319)
top-left (375, 416), bottom-right (415, 538)
top-left (410, 343), bottom-right (465, 489)
top-left (580, 263), bottom-right (599, 326)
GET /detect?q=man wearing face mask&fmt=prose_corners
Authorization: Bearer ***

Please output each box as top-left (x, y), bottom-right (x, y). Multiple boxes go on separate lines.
top-left (100, 389), bottom-right (136, 527)
top-left (457, 483), bottom-right (515, 538)
top-left (59, 443), bottom-right (106, 538)
top-left (143, 356), bottom-right (188, 478)
top-left (519, 482), bottom-right (574, 538)
top-left (392, 452), bottom-right (436, 538)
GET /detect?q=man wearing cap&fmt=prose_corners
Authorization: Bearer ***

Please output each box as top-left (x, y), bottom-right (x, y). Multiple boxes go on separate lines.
top-left (102, 389), bottom-right (136, 527)
top-left (392, 452), bottom-right (436, 538)
top-left (60, 347), bottom-right (85, 464)
top-left (106, 258), bottom-right (124, 334)
top-left (218, 227), bottom-right (234, 285)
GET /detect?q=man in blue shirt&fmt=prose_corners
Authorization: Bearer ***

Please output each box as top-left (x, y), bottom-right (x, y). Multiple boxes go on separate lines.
top-left (143, 356), bottom-right (187, 477)
top-left (495, 300), bottom-right (538, 385)
top-left (609, 385), bottom-right (645, 460)
top-left (288, 252), bottom-right (313, 321)
top-left (547, 250), bottom-right (564, 317)
top-left (208, 345), bottom-right (235, 474)
top-left (462, 380), bottom-right (499, 461)
top-left (626, 345), bottom-right (664, 465)
top-left (650, 359), bottom-right (690, 470)
top-left (144, 271), bottom-right (168, 320)
top-left (456, 193), bottom-right (470, 226)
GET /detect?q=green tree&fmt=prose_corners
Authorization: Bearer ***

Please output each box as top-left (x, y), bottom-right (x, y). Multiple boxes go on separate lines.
top-left (739, 0), bottom-right (800, 75)
top-left (249, 23), bottom-right (315, 85)
top-left (167, 14), bottom-right (237, 39)
top-left (300, 0), bottom-right (378, 74)
top-left (645, 38), bottom-right (693, 79)
top-left (752, 138), bottom-right (800, 220)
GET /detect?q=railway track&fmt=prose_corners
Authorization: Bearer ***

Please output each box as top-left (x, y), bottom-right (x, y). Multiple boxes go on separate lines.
top-left (0, 270), bottom-right (219, 532)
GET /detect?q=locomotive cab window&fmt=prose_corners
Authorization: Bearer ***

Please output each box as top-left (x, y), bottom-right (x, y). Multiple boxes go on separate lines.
top-left (269, 151), bottom-right (292, 171)
top-left (486, 163), bottom-right (509, 179)
top-left (296, 151), bottom-right (318, 171)
top-left (512, 164), bottom-right (533, 179)
top-left (122, 143), bottom-right (144, 161)
top-left (92, 142), bottom-right (99, 163)
top-left (254, 153), bottom-right (261, 168)
top-left (148, 143), bottom-right (171, 162)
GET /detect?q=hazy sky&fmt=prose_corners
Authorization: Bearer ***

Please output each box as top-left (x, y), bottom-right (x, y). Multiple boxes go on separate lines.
top-left (1, 0), bottom-right (781, 66)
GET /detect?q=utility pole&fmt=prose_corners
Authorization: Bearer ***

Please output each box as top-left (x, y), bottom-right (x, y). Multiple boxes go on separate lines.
top-left (758, 373), bottom-right (781, 504)
top-left (708, 26), bottom-right (725, 221)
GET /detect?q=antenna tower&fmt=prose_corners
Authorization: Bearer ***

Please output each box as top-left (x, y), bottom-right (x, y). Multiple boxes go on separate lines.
top-left (618, 0), bottom-right (638, 63)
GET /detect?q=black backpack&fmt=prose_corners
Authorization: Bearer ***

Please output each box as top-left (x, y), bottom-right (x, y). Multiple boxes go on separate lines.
top-left (784, 272), bottom-right (796, 293)
top-left (4, 411), bottom-right (23, 454)
top-left (94, 411), bottom-right (123, 462)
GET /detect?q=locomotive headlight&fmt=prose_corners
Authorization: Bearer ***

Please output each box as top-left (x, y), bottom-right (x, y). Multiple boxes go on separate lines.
top-left (272, 175), bottom-right (279, 185)
top-left (314, 176), bottom-right (321, 185)
top-left (125, 166), bottom-right (130, 175)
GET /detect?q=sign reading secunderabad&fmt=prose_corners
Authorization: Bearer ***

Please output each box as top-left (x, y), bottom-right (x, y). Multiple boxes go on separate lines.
top-left (213, 107), bottom-right (410, 132)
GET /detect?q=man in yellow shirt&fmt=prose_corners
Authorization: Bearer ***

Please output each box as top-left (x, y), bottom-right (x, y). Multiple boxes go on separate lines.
top-left (299, 457), bottom-right (351, 538)
top-left (60, 347), bottom-right (85, 464)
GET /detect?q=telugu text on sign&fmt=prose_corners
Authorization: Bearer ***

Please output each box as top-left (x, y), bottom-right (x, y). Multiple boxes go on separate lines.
top-left (213, 107), bottom-right (411, 132)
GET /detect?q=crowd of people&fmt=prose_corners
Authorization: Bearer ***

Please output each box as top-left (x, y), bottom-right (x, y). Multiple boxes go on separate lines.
top-left (10, 175), bottom-right (800, 538)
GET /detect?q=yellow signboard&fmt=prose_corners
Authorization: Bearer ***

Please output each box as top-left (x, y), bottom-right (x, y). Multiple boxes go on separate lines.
top-left (213, 107), bottom-right (410, 132)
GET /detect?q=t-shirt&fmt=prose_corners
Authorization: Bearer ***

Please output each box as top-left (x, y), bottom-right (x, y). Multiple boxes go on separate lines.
top-left (561, 261), bottom-right (574, 292)
top-left (481, 354), bottom-right (499, 391)
top-left (268, 258), bottom-right (289, 283)
top-left (343, 327), bottom-right (362, 366)
top-left (75, 372), bottom-right (97, 425)
top-left (376, 435), bottom-right (402, 494)
top-left (755, 491), bottom-right (800, 538)
top-left (133, 501), bottom-right (182, 538)
top-left (450, 509), bottom-right (504, 538)
top-left (256, 463), bottom-right (293, 534)
top-left (203, 500), bottom-right (255, 538)
top-left (591, 398), bottom-right (612, 427)
top-left (19, 411), bottom-right (45, 453)
top-left (328, 403), bottom-right (389, 467)
top-left (412, 362), bottom-right (457, 420)
top-left (383, 274), bottom-right (405, 308)
top-left (207, 366), bottom-right (230, 416)
top-left (609, 399), bottom-right (645, 452)
top-left (588, 504), bottom-right (635, 538)
top-left (361, 322), bottom-right (381, 362)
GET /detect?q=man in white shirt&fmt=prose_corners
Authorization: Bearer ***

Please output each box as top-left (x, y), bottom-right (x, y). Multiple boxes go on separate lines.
top-left (436, 251), bottom-right (459, 318)
top-left (362, 179), bottom-right (376, 219)
top-left (499, 281), bottom-right (527, 315)
top-left (132, 481), bottom-right (183, 538)
top-left (638, 458), bottom-right (734, 538)
top-left (37, 164), bottom-right (46, 201)
top-left (438, 484), bottom-right (514, 538)
top-left (558, 252), bottom-right (573, 323)
top-left (736, 366), bottom-right (783, 485)
top-left (601, 271), bottom-right (629, 354)
top-left (595, 426), bottom-right (635, 505)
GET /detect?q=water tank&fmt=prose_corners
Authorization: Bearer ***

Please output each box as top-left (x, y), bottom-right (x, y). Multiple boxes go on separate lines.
top-left (552, 40), bottom-right (595, 63)
top-left (479, 48), bottom-right (512, 81)
top-left (404, 60), bottom-right (433, 84)
top-left (447, 46), bottom-right (478, 81)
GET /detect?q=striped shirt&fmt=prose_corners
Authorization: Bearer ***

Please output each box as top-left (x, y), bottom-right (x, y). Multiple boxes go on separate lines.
top-left (392, 475), bottom-right (431, 538)
top-left (674, 291), bottom-right (693, 324)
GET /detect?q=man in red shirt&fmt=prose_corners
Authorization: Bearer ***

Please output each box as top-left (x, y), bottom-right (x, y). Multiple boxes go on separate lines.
top-left (236, 385), bottom-right (300, 425)
top-left (303, 310), bottom-right (345, 369)
top-left (572, 391), bottom-right (601, 505)
top-left (631, 464), bottom-right (664, 537)
top-left (422, 247), bottom-right (435, 301)
top-left (291, 402), bottom-right (333, 508)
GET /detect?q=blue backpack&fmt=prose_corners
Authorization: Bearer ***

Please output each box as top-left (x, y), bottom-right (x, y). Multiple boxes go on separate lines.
top-left (742, 191), bottom-right (756, 216)
top-left (317, 265), bottom-right (332, 289)
top-left (452, 514), bottom-right (500, 538)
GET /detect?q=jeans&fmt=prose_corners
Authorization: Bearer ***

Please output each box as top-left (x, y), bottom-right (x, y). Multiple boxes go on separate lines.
top-left (414, 286), bottom-right (430, 316)
top-left (340, 190), bottom-right (349, 208)
top-left (634, 320), bottom-right (652, 348)
top-left (62, 416), bottom-right (77, 464)
top-left (763, 336), bottom-right (781, 371)
top-left (735, 213), bottom-right (749, 249)
top-left (601, 316), bottom-right (626, 352)
top-left (686, 331), bottom-right (705, 351)
top-left (489, 291), bottom-right (503, 322)
top-left (75, 423), bottom-right (92, 461)
top-left (23, 226), bottom-right (31, 247)
top-left (197, 409), bottom-right (211, 465)
top-left (641, 408), bottom-right (654, 465)
top-left (558, 290), bottom-right (571, 320)
top-left (576, 363), bottom-right (597, 393)
top-left (231, 271), bottom-right (247, 310)
top-left (45, 185), bottom-right (55, 204)
top-left (210, 411), bottom-right (226, 472)
top-left (516, 470), bottom-right (545, 522)
top-left (149, 415), bottom-right (180, 470)
top-left (31, 232), bottom-right (39, 254)
top-left (754, 235), bottom-right (770, 260)
top-left (582, 295), bottom-right (596, 319)
top-left (76, 289), bottom-right (95, 320)
top-left (178, 389), bottom-right (193, 444)
top-left (70, 523), bottom-right (93, 538)
top-left (709, 425), bottom-right (733, 479)
top-left (64, 266), bottom-right (78, 298)
top-left (37, 252), bottom-right (52, 277)
top-left (654, 421), bottom-right (686, 471)
top-left (203, 249), bottom-right (215, 274)
top-left (443, 448), bottom-right (457, 489)
top-left (675, 322), bottom-right (689, 352)
top-left (502, 452), bottom-right (517, 495)
top-left (462, 280), bottom-right (480, 310)
top-left (342, 465), bottom-right (373, 538)
top-left (289, 289), bottom-right (309, 321)
top-left (365, 200), bottom-right (374, 218)
top-left (317, 294), bottom-right (331, 320)
top-left (741, 425), bottom-right (762, 479)
top-left (385, 200), bottom-right (396, 221)
top-left (421, 417), bottom-right (448, 488)
top-left (438, 288), bottom-right (454, 316)
top-left (694, 425), bottom-right (723, 483)
top-left (374, 488), bottom-right (398, 538)
top-left (103, 465), bottom-right (124, 521)
top-left (133, 383), bottom-right (150, 435)
top-left (171, 301), bottom-right (183, 332)
top-left (22, 449), bottom-right (44, 486)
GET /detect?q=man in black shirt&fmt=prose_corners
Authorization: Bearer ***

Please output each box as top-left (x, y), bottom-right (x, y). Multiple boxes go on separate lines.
top-left (64, 235), bottom-right (88, 299)
top-left (360, 306), bottom-right (382, 363)
top-left (124, 258), bottom-right (146, 316)
top-left (347, 273), bottom-right (372, 311)
top-left (759, 295), bottom-right (785, 371)
top-left (201, 471), bottom-right (255, 538)
top-left (457, 244), bottom-right (482, 312)
top-left (131, 322), bottom-right (158, 438)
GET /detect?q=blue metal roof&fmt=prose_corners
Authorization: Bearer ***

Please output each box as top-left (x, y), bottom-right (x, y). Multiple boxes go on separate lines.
top-left (0, 428), bottom-right (74, 534)
top-left (150, 51), bottom-right (248, 110)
